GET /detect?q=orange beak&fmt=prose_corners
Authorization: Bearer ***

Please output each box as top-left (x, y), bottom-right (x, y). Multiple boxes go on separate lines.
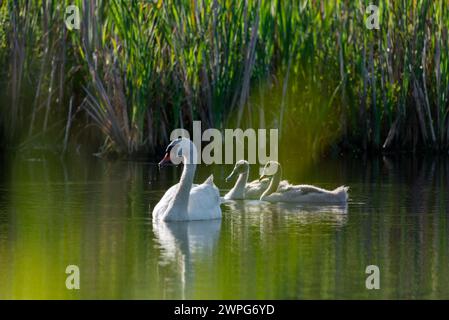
top-left (158, 153), bottom-right (171, 168)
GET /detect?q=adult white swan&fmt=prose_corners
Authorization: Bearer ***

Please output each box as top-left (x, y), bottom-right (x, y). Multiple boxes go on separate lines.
top-left (224, 160), bottom-right (288, 200)
top-left (259, 161), bottom-right (349, 203)
top-left (152, 137), bottom-right (221, 221)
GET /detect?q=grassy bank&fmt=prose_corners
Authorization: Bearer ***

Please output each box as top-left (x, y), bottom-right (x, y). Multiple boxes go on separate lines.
top-left (0, 0), bottom-right (448, 158)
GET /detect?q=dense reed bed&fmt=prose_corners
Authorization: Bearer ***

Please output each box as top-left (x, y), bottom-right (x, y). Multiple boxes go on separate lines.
top-left (0, 0), bottom-right (448, 157)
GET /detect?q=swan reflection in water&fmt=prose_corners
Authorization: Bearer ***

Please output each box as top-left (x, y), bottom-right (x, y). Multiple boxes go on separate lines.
top-left (152, 219), bottom-right (221, 298)
top-left (223, 200), bottom-right (348, 227)
top-left (152, 201), bottom-right (347, 298)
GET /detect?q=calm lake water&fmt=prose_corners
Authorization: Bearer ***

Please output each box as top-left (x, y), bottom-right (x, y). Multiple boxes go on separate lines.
top-left (0, 153), bottom-right (448, 299)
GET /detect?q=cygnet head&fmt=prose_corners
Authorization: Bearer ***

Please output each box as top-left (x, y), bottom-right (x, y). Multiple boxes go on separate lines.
top-left (259, 161), bottom-right (281, 181)
top-left (225, 160), bottom-right (249, 182)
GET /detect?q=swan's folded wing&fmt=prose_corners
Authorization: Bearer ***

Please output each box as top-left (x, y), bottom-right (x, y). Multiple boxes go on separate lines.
top-left (277, 180), bottom-right (291, 192)
top-left (244, 179), bottom-right (268, 199)
top-left (269, 184), bottom-right (348, 203)
top-left (187, 183), bottom-right (221, 220)
top-left (297, 185), bottom-right (328, 194)
top-left (278, 184), bottom-right (328, 195)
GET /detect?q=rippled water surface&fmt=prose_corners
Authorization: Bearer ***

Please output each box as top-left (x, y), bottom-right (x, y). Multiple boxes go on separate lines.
top-left (0, 155), bottom-right (448, 299)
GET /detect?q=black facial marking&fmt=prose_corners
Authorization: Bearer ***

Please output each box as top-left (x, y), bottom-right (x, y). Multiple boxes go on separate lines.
top-left (165, 144), bottom-right (173, 153)
top-left (165, 137), bottom-right (182, 153)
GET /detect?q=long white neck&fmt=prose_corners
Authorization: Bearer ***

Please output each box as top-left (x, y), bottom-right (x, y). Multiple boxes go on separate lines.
top-left (226, 170), bottom-right (248, 199)
top-left (165, 141), bottom-right (197, 220)
top-left (171, 163), bottom-right (196, 213)
top-left (260, 165), bottom-right (282, 200)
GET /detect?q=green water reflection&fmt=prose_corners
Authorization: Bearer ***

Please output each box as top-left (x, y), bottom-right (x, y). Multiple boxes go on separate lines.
top-left (0, 154), bottom-right (448, 299)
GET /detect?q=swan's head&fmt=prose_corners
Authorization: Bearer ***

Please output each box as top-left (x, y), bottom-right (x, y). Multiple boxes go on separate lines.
top-left (158, 137), bottom-right (197, 168)
top-left (225, 160), bottom-right (249, 182)
top-left (259, 161), bottom-right (281, 181)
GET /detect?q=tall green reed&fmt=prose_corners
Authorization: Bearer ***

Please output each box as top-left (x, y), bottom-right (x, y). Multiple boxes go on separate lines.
top-left (1, 0), bottom-right (448, 156)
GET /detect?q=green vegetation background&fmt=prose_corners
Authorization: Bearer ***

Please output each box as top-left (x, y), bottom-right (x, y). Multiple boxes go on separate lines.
top-left (0, 0), bottom-right (448, 159)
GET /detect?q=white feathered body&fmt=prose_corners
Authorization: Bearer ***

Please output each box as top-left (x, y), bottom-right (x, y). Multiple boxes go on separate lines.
top-left (153, 180), bottom-right (221, 221)
top-left (262, 184), bottom-right (349, 203)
